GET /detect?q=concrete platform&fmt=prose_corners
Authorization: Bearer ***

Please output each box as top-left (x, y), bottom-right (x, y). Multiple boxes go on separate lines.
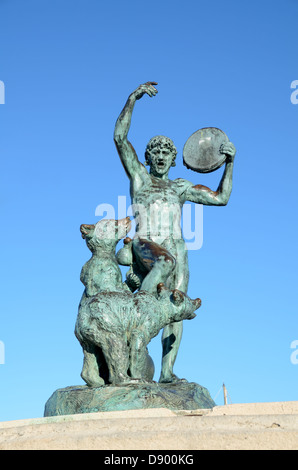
top-left (0, 401), bottom-right (298, 450)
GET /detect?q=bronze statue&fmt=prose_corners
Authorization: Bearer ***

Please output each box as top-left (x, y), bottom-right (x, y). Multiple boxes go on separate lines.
top-left (44, 83), bottom-right (235, 415)
top-left (114, 82), bottom-right (236, 383)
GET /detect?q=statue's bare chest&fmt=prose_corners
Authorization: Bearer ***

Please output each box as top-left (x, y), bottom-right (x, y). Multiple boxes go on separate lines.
top-left (133, 177), bottom-right (182, 207)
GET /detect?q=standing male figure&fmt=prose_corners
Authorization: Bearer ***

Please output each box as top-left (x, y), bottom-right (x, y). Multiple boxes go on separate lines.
top-left (114, 82), bottom-right (236, 383)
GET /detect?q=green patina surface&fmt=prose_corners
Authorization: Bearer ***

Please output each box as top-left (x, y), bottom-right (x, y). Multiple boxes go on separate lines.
top-left (113, 82), bottom-right (235, 383)
top-left (44, 83), bottom-right (236, 416)
top-left (44, 382), bottom-right (216, 417)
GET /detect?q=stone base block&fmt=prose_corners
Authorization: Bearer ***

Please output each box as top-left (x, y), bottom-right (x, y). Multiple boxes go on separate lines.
top-left (44, 382), bottom-right (216, 417)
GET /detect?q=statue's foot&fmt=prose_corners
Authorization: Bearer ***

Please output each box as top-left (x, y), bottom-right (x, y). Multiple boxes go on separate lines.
top-left (82, 372), bottom-right (105, 388)
top-left (159, 373), bottom-right (188, 384)
top-left (118, 378), bottom-right (151, 386)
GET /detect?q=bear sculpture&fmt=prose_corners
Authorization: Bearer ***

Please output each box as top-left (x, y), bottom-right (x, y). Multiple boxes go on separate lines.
top-left (75, 217), bottom-right (201, 387)
top-left (75, 282), bottom-right (201, 386)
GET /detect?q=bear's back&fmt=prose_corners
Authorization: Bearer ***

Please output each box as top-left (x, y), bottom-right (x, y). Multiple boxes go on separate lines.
top-left (128, 291), bottom-right (162, 332)
top-left (84, 291), bottom-right (135, 332)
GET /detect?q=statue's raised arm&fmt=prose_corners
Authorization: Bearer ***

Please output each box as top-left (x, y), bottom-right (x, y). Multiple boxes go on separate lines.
top-left (114, 82), bottom-right (158, 180)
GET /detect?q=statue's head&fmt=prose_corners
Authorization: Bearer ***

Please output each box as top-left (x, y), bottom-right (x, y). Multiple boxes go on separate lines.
top-left (145, 136), bottom-right (177, 177)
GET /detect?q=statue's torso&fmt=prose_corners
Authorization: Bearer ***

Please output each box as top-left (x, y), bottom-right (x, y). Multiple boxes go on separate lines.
top-left (131, 175), bottom-right (191, 246)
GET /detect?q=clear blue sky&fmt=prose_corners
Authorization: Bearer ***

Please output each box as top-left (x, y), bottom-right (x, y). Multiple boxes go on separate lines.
top-left (1, 0), bottom-right (298, 422)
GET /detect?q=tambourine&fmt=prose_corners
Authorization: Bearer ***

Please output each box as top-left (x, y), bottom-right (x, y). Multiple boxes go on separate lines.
top-left (183, 127), bottom-right (229, 173)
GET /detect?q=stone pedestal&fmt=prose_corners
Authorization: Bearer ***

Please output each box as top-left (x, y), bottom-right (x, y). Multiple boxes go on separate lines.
top-left (1, 402), bottom-right (298, 450)
top-left (44, 382), bottom-right (216, 417)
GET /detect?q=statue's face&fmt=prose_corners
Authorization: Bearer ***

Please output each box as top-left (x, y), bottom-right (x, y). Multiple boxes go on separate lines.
top-left (149, 145), bottom-right (174, 177)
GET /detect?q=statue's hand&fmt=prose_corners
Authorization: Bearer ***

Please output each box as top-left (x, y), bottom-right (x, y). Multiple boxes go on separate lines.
top-left (131, 82), bottom-right (158, 101)
top-left (220, 142), bottom-right (236, 162)
top-left (126, 272), bottom-right (142, 291)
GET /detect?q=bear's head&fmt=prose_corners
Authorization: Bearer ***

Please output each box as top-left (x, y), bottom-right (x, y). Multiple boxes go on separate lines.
top-left (80, 217), bottom-right (131, 253)
top-left (156, 283), bottom-right (201, 321)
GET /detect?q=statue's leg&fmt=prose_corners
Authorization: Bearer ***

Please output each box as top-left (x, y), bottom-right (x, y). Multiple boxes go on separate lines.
top-left (80, 342), bottom-right (105, 387)
top-left (159, 322), bottom-right (184, 383)
top-left (99, 333), bottom-right (130, 385)
top-left (129, 331), bottom-right (151, 381)
top-left (132, 238), bottom-right (176, 295)
top-left (159, 243), bottom-right (189, 383)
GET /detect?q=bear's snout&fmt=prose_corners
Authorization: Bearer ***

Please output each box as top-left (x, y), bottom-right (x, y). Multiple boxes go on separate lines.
top-left (118, 216), bottom-right (131, 229)
top-left (117, 217), bottom-right (132, 239)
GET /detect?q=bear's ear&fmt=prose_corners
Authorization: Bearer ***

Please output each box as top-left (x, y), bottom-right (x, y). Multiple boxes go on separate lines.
top-left (172, 289), bottom-right (184, 306)
top-left (157, 283), bottom-right (166, 294)
top-left (80, 224), bottom-right (95, 239)
top-left (157, 283), bottom-right (168, 298)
